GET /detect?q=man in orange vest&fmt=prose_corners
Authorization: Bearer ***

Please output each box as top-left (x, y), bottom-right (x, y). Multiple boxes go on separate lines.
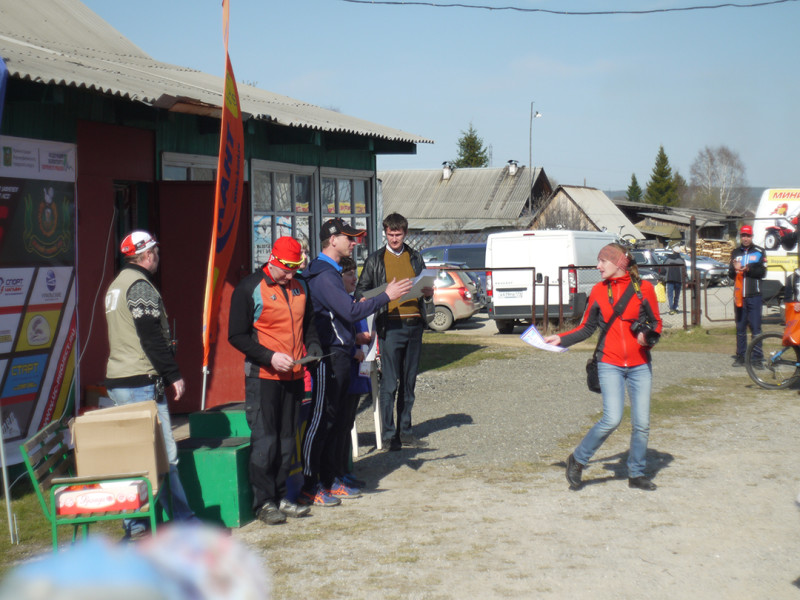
top-left (228, 236), bottom-right (322, 525)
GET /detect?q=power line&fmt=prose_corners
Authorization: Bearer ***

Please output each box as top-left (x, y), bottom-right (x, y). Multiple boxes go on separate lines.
top-left (338, 0), bottom-right (797, 15)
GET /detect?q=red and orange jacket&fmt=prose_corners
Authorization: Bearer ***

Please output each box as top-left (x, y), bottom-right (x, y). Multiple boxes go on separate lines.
top-left (228, 267), bottom-right (321, 381)
top-left (559, 273), bottom-right (662, 368)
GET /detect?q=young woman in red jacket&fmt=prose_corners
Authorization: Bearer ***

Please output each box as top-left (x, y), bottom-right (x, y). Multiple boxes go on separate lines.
top-left (545, 243), bottom-right (662, 491)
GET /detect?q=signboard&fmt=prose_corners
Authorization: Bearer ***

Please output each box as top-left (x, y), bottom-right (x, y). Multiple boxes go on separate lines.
top-left (0, 135), bottom-right (77, 464)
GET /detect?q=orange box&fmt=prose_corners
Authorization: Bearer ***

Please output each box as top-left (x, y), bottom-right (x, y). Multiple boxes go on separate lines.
top-left (54, 479), bottom-right (148, 515)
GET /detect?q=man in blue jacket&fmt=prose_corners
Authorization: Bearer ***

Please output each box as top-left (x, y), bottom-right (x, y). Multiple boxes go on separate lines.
top-left (300, 218), bottom-right (412, 506)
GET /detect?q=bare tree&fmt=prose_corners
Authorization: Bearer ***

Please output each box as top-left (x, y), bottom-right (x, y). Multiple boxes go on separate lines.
top-left (689, 145), bottom-right (748, 213)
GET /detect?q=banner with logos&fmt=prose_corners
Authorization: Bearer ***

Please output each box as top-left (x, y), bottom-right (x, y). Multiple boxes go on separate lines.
top-left (0, 135), bottom-right (77, 464)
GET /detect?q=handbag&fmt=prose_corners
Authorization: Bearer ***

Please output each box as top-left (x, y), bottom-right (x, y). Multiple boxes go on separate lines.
top-left (585, 282), bottom-right (640, 393)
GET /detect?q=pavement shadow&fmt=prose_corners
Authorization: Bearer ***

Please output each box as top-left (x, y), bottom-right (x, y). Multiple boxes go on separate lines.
top-left (352, 412), bottom-right (474, 489)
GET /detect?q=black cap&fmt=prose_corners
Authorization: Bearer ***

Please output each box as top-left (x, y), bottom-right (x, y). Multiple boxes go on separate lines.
top-left (319, 217), bottom-right (366, 241)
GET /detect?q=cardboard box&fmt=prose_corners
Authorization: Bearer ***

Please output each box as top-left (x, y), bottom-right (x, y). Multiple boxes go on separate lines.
top-left (72, 401), bottom-right (169, 494)
top-left (55, 479), bottom-right (149, 515)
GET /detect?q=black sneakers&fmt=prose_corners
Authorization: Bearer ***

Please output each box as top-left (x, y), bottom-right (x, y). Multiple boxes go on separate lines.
top-left (566, 453), bottom-right (584, 489)
top-left (732, 356), bottom-right (745, 367)
top-left (628, 476), bottom-right (657, 491)
top-left (257, 501), bottom-right (287, 525)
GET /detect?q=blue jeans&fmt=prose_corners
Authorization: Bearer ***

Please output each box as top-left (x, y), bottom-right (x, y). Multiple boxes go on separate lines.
top-left (574, 362), bottom-right (652, 478)
top-left (106, 384), bottom-right (195, 523)
top-left (735, 295), bottom-right (763, 360)
top-left (378, 320), bottom-right (424, 441)
top-left (666, 282), bottom-right (681, 311)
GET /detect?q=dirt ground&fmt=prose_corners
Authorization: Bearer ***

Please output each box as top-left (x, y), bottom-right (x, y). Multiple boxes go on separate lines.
top-left (230, 338), bottom-right (800, 600)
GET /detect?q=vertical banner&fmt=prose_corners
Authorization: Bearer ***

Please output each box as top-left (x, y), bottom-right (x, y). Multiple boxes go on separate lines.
top-left (0, 135), bottom-right (77, 465)
top-left (0, 56), bottom-right (8, 123)
top-left (202, 0), bottom-right (244, 369)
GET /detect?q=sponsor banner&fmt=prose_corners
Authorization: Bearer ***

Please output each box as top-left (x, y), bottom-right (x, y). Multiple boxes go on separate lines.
top-left (0, 137), bottom-right (77, 465)
top-left (0, 135), bottom-right (76, 183)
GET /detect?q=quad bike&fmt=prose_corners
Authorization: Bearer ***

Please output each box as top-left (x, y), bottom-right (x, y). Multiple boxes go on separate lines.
top-left (745, 303), bottom-right (800, 389)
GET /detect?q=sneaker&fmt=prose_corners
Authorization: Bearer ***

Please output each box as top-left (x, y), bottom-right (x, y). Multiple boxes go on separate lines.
top-left (329, 478), bottom-right (362, 499)
top-left (732, 356), bottom-right (745, 367)
top-left (628, 476), bottom-right (657, 491)
top-left (124, 520), bottom-right (149, 540)
top-left (751, 360), bottom-right (765, 370)
top-left (279, 498), bottom-right (311, 518)
top-left (298, 484), bottom-right (341, 507)
top-left (256, 501), bottom-right (286, 525)
top-left (566, 453), bottom-right (584, 489)
top-left (399, 433), bottom-right (429, 448)
top-left (342, 473), bottom-right (366, 488)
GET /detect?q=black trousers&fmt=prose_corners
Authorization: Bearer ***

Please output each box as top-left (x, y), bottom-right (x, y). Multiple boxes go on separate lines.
top-left (244, 377), bottom-right (303, 510)
top-left (302, 348), bottom-right (351, 489)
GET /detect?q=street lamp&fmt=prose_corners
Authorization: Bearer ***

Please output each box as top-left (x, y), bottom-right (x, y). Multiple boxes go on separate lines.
top-left (528, 105), bottom-right (542, 216)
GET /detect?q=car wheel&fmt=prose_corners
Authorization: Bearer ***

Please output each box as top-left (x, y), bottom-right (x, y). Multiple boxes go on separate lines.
top-left (495, 319), bottom-right (515, 334)
top-left (429, 306), bottom-right (454, 332)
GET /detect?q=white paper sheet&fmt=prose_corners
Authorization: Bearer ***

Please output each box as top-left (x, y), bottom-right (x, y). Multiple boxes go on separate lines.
top-left (520, 324), bottom-right (568, 353)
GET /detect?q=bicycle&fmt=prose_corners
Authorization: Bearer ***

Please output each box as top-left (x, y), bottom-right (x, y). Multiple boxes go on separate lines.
top-left (745, 303), bottom-right (800, 389)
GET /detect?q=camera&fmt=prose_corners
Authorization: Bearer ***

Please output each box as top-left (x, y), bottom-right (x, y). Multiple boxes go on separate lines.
top-left (630, 318), bottom-right (660, 346)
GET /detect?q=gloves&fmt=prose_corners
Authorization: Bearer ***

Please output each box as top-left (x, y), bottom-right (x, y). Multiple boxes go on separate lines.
top-left (306, 343), bottom-right (323, 361)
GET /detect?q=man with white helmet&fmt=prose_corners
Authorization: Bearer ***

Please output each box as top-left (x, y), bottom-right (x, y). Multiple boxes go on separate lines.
top-left (104, 230), bottom-right (195, 537)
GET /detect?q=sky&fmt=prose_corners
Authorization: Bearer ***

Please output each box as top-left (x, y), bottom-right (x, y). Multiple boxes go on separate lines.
top-left (82, 0), bottom-right (800, 192)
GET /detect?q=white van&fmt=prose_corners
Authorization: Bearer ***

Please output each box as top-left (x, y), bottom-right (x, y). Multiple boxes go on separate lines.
top-left (485, 230), bottom-right (618, 333)
top-left (752, 189), bottom-right (800, 295)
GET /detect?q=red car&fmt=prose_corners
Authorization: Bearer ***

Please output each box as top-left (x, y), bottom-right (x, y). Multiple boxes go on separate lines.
top-left (429, 266), bottom-right (482, 331)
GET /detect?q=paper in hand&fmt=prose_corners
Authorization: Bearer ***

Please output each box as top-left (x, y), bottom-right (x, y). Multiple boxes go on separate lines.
top-left (520, 324), bottom-right (567, 353)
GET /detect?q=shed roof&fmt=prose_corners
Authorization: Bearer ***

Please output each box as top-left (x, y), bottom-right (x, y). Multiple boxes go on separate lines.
top-left (378, 165), bottom-right (544, 223)
top-left (554, 186), bottom-right (643, 239)
top-left (0, 0), bottom-right (432, 146)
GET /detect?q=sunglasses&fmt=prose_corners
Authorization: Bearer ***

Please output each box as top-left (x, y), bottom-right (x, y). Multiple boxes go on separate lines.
top-left (272, 256), bottom-right (304, 269)
top-left (740, 233), bottom-right (753, 237)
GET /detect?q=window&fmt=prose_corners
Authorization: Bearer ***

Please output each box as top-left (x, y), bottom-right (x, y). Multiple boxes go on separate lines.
top-left (161, 152), bottom-right (246, 182)
top-left (251, 160), bottom-right (315, 271)
top-left (320, 170), bottom-right (372, 254)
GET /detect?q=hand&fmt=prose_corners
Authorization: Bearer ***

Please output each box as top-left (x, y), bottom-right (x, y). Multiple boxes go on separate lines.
top-left (636, 332), bottom-right (648, 346)
top-left (271, 352), bottom-right (295, 372)
top-left (385, 277), bottom-right (413, 301)
top-left (306, 343), bottom-right (323, 359)
top-left (421, 285), bottom-right (434, 298)
top-left (543, 335), bottom-right (562, 346)
top-left (354, 349), bottom-right (366, 362)
top-left (170, 379), bottom-right (186, 401)
top-left (355, 332), bottom-right (371, 345)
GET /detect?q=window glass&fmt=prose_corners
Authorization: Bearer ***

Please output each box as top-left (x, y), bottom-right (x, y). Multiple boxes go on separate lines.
top-left (275, 173), bottom-right (291, 212)
top-left (354, 180), bottom-right (367, 214)
top-left (422, 248), bottom-right (445, 263)
top-left (322, 177), bottom-right (336, 215)
top-left (338, 179), bottom-right (352, 214)
top-left (253, 171), bottom-right (272, 212)
top-left (435, 271), bottom-right (455, 287)
top-left (190, 167), bottom-right (216, 181)
top-left (295, 175), bottom-right (311, 213)
top-left (449, 247), bottom-right (485, 268)
top-left (252, 215), bottom-right (272, 270)
top-left (162, 165), bottom-right (188, 181)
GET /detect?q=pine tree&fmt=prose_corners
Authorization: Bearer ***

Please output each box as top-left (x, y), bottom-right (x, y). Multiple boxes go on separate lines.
top-left (645, 146), bottom-right (678, 206)
top-left (453, 123), bottom-right (489, 168)
top-left (626, 174), bottom-right (643, 203)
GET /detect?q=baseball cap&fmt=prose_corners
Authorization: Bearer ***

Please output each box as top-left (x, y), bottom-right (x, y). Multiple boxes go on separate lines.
top-left (740, 224), bottom-right (753, 236)
top-left (269, 236), bottom-right (303, 271)
top-left (319, 218), bottom-right (366, 242)
top-left (120, 231), bottom-right (158, 256)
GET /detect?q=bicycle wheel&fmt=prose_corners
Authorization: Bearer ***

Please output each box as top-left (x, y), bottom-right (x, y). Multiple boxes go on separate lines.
top-left (745, 332), bottom-right (800, 390)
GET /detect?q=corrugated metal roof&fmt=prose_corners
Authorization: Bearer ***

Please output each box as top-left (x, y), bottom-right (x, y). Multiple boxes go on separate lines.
top-left (0, 0), bottom-right (432, 145)
top-left (407, 218), bottom-right (517, 232)
top-left (556, 186), bottom-right (643, 239)
top-left (638, 211), bottom-right (724, 228)
top-left (378, 165), bottom-right (541, 222)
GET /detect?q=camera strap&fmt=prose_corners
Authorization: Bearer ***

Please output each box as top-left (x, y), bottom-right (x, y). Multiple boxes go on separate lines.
top-left (593, 282), bottom-right (640, 360)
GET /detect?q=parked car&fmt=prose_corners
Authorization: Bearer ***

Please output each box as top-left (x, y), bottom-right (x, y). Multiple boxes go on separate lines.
top-left (422, 243), bottom-right (487, 291)
top-left (426, 260), bottom-right (487, 308)
top-left (429, 266), bottom-right (482, 332)
top-left (632, 248), bottom-right (730, 288)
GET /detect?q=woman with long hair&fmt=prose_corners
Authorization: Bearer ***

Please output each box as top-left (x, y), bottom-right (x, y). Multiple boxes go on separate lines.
top-left (544, 243), bottom-right (662, 491)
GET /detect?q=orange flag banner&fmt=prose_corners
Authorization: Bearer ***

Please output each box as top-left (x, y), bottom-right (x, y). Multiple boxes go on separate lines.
top-left (202, 0), bottom-right (244, 368)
